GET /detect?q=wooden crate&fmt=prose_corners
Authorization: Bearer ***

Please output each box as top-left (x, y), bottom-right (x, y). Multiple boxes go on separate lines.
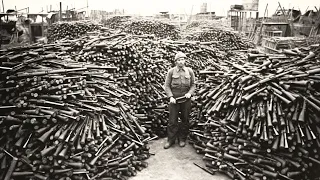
top-left (262, 38), bottom-right (277, 49)
top-left (261, 37), bottom-right (290, 53)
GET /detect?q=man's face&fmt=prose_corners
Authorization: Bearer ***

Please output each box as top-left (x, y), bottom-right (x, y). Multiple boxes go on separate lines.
top-left (176, 57), bottom-right (186, 68)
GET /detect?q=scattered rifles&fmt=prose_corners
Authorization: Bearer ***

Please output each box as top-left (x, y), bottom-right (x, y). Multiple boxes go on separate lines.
top-left (47, 21), bottom-right (100, 42)
top-left (68, 26), bottom-right (245, 138)
top-left (103, 16), bottom-right (181, 40)
top-left (0, 43), bottom-right (153, 180)
top-left (190, 44), bottom-right (320, 180)
top-left (185, 29), bottom-right (254, 51)
top-left (0, 20), bottom-right (257, 180)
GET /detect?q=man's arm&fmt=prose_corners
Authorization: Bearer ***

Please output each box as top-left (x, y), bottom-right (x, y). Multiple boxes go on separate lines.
top-left (164, 69), bottom-right (173, 97)
top-left (188, 68), bottom-right (196, 95)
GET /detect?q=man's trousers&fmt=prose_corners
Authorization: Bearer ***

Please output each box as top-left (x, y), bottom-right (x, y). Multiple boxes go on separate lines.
top-left (167, 99), bottom-right (191, 143)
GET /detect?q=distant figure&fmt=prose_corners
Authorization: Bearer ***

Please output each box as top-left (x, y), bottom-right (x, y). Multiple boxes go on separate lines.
top-left (163, 52), bottom-right (196, 149)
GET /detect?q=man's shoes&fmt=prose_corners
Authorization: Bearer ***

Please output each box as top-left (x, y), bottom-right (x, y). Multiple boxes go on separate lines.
top-left (179, 141), bottom-right (186, 147)
top-left (164, 142), bottom-right (174, 149)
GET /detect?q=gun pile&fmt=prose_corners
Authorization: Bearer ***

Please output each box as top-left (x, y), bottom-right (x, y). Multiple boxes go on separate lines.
top-left (0, 44), bottom-right (153, 180)
top-left (62, 31), bottom-right (243, 137)
top-left (185, 20), bottom-right (232, 31)
top-left (47, 21), bottom-right (101, 42)
top-left (102, 16), bottom-right (181, 40)
top-left (0, 23), bottom-right (259, 179)
top-left (184, 29), bottom-right (254, 51)
top-left (185, 21), bottom-right (202, 29)
top-left (190, 45), bottom-right (320, 179)
top-left (102, 16), bottom-right (132, 30)
top-left (123, 20), bottom-right (181, 40)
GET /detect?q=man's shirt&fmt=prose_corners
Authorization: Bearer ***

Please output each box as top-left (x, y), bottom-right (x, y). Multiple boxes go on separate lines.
top-left (164, 66), bottom-right (196, 98)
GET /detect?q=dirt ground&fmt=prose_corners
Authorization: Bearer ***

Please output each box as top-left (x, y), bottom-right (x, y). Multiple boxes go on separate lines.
top-left (131, 138), bottom-right (230, 180)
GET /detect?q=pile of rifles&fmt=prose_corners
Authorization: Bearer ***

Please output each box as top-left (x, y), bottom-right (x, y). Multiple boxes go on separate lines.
top-left (185, 29), bottom-right (254, 51)
top-left (103, 16), bottom-right (181, 40)
top-left (0, 44), bottom-right (154, 180)
top-left (190, 45), bottom-right (320, 180)
top-left (61, 30), bottom-right (242, 137)
top-left (5, 19), bottom-right (319, 180)
top-left (0, 21), bottom-right (252, 180)
top-left (123, 20), bottom-right (181, 40)
top-left (102, 16), bottom-right (132, 30)
top-left (47, 21), bottom-right (101, 42)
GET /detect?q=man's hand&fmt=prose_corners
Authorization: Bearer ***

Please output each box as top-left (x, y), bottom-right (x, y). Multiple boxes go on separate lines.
top-left (185, 93), bottom-right (191, 98)
top-left (170, 97), bottom-right (176, 104)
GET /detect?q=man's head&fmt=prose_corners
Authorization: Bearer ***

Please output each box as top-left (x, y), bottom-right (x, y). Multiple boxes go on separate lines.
top-left (174, 52), bottom-right (187, 68)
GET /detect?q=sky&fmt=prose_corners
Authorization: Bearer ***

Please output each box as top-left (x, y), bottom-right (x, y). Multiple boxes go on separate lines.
top-left (3, 0), bottom-right (320, 16)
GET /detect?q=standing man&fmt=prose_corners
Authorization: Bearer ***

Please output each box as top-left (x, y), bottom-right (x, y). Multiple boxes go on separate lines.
top-left (163, 52), bottom-right (196, 149)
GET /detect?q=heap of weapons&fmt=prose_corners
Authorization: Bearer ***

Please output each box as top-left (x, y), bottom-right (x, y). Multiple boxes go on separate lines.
top-left (102, 16), bottom-right (132, 30)
top-left (103, 17), bottom-right (181, 40)
top-left (47, 21), bottom-right (101, 42)
top-left (185, 21), bottom-right (202, 29)
top-left (62, 31), bottom-right (242, 137)
top-left (184, 29), bottom-right (254, 51)
top-left (189, 45), bottom-right (320, 179)
top-left (123, 20), bottom-right (181, 40)
top-left (0, 24), bottom-right (259, 179)
top-left (185, 20), bottom-right (232, 31)
top-left (0, 45), bottom-right (154, 180)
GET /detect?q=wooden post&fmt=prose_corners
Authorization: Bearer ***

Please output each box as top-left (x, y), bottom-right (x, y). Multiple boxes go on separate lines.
top-left (245, 12), bottom-right (247, 34)
top-left (244, 12), bottom-right (246, 32)
top-left (256, 3), bottom-right (268, 45)
top-left (240, 12), bottom-right (243, 32)
top-left (28, 21), bottom-right (32, 42)
top-left (240, 12), bottom-right (242, 32)
top-left (59, 2), bottom-right (62, 21)
top-left (87, 0), bottom-right (89, 19)
top-left (41, 15), bottom-right (44, 37)
top-left (237, 12), bottom-right (240, 31)
top-left (2, 0), bottom-right (4, 13)
top-left (278, 2), bottom-right (293, 36)
top-left (243, 12), bottom-right (245, 32)
top-left (67, 5), bottom-right (68, 21)
top-left (236, 12), bottom-right (238, 31)
top-left (15, 6), bottom-right (17, 18)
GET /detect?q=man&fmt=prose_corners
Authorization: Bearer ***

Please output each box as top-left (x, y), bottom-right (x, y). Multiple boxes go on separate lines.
top-left (163, 52), bottom-right (196, 149)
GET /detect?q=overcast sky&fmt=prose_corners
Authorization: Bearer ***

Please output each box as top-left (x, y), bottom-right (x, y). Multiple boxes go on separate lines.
top-left (3, 0), bottom-right (320, 16)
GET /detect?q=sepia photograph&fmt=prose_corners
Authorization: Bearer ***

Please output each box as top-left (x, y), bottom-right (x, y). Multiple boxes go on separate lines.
top-left (1, 0), bottom-right (320, 179)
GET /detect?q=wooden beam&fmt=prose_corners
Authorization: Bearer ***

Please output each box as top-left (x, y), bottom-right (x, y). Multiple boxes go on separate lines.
top-left (278, 2), bottom-right (294, 36)
top-left (2, 0), bottom-right (4, 13)
top-left (59, 2), bottom-right (62, 21)
top-left (256, 3), bottom-right (268, 45)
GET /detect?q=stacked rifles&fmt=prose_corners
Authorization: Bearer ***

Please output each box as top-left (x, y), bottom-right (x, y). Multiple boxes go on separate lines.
top-left (47, 21), bottom-right (101, 42)
top-left (190, 45), bottom-right (320, 179)
top-left (102, 17), bottom-right (181, 40)
top-left (0, 44), bottom-right (152, 180)
top-left (123, 20), bottom-right (181, 40)
top-left (0, 19), bottom-right (259, 180)
top-left (185, 29), bottom-right (254, 51)
top-left (66, 31), bottom-right (243, 137)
